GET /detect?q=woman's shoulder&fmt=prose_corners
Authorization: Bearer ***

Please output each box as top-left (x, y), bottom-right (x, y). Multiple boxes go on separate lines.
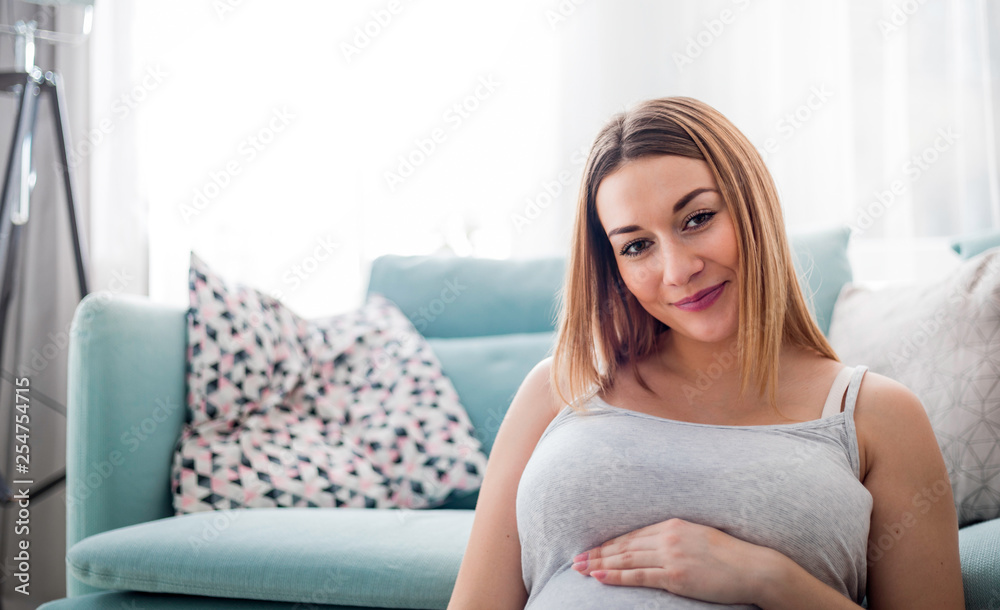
top-left (513, 356), bottom-right (567, 420)
top-left (852, 369), bottom-right (933, 482)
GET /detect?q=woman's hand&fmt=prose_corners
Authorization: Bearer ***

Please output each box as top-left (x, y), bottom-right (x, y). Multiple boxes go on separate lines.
top-left (571, 517), bottom-right (781, 606)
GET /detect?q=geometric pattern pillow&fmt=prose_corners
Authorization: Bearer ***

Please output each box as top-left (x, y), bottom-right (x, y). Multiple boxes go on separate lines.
top-left (828, 247), bottom-right (1000, 527)
top-left (171, 252), bottom-right (488, 513)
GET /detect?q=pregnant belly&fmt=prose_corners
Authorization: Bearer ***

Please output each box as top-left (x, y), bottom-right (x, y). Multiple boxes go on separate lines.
top-left (525, 565), bottom-right (761, 610)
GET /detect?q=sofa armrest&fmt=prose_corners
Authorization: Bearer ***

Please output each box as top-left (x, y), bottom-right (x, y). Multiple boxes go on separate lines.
top-left (66, 294), bottom-right (188, 596)
top-left (959, 518), bottom-right (1000, 609)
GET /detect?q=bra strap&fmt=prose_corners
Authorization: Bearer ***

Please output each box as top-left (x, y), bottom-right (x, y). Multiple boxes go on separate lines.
top-left (842, 365), bottom-right (869, 481)
top-left (820, 366), bottom-right (855, 419)
top-left (843, 365), bottom-right (869, 416)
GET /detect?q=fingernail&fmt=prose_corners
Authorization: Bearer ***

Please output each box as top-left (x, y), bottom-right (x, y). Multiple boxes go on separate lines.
top-left (573, 552), bottom-right (588, 563)
top-left (572, 560), bottom-right (588, 571)
top-left (592, 570), bottom-right (607, 580)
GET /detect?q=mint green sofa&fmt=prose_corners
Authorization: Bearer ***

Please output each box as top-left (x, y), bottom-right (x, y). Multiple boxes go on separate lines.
top-left (40, 226), bottom-right (1000, 609)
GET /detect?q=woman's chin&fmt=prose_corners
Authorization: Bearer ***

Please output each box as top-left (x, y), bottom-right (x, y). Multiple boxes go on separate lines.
top-left (668, 323), bottom-right (738, 347)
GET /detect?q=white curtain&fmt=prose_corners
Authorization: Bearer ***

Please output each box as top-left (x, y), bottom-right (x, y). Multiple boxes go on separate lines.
top-left (554, 0), bottom-right (1000, 284)
top-left (88, 0), bottom-right (999, 316)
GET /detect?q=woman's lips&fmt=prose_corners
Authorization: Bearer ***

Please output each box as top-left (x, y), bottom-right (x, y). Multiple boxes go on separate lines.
top-left (673, 282), bottom-right (726, 312)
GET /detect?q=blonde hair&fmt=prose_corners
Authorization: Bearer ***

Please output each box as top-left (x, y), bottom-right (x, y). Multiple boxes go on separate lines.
top-left (550, 96), bottom-right (839, 415)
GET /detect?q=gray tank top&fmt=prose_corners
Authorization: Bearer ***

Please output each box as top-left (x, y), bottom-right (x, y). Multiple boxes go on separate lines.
top-left (516, 364), bottom-right (872, 609)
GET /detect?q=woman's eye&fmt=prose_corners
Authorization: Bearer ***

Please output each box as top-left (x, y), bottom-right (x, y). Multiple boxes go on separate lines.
top-left (685, 211), bottom-right (716, 229)
top-left (619, 240), bottom-right (647, 258)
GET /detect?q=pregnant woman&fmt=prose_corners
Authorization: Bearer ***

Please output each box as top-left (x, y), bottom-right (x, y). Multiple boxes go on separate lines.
top-left (448, 97), bottom-right (963, 609)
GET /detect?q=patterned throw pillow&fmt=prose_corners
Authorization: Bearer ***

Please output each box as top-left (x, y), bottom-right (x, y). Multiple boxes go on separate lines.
top-left (828, 248), bottom-right (1000, 527)
top-left (171, 252), bottom-right (488, 513)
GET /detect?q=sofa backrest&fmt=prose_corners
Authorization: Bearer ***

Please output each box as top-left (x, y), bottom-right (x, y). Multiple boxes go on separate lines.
top-left (366, 254), bottom-right (567, 337)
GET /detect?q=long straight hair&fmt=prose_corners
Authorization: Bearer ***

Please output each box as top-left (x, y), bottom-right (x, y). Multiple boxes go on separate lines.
top-left (550, 96), bottom-right (839, 415)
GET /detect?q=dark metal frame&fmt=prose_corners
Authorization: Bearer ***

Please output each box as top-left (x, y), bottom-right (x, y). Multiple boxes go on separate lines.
top-left (0, 67), bottom-right (90, 504)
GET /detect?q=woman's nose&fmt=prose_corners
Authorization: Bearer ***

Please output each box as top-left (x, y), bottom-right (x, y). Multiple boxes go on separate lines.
top-left (658, 240), bottom-right (703, 287)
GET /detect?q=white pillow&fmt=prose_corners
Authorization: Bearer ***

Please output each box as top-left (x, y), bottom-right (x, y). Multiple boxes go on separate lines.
top-left (828, 248), bottom-right (1000, 527)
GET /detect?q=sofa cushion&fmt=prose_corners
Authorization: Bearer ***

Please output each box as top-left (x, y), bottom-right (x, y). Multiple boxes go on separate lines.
top-left (951, 229), bottom-right (1000, 260)
top-left (828, 247), bottom-right (1000, 527)
top-left (177, 253), bottom-right (488, 513)
top-left (958, 518), bottom-right (1000, 608)
top-left (366, 255), bottom-right (566, 338)
top-left (787, 225), bottom-right (853, 336)
top-left (66, 507), bottom-right (474, 609)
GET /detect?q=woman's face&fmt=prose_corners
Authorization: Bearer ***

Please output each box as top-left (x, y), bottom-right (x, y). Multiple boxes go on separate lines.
top-left (595, 154), bottom-right (740, 346)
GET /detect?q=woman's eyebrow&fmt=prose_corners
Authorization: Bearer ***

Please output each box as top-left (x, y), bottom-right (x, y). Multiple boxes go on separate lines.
top-left (606, 187), bottom-right (717, 238)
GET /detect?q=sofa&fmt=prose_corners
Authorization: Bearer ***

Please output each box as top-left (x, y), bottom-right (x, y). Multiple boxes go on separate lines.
top-left (40, 225), bottom-right (1000, 609)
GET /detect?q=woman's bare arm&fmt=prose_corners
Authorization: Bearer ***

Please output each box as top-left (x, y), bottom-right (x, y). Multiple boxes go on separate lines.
top-left (854, 372), bottom-right (964, 609)
top-left (447, 357), bottom-right (563, 610)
